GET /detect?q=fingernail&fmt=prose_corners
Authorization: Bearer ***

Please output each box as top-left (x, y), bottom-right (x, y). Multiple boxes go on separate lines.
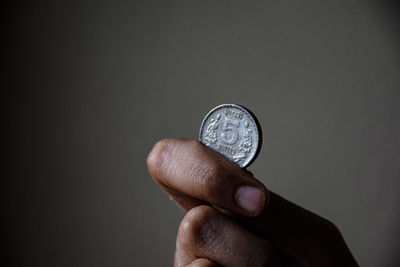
top-left (236, 186), bottom-right (265, 214)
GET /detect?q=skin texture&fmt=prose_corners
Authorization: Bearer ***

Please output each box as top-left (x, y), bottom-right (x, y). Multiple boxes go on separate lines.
top-left (147, 138), bottom-right (359, 267)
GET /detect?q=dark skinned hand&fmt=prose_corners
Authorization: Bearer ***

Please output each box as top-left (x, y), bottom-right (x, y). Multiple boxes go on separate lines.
top-left (147, 139), bottom-right (359, 267)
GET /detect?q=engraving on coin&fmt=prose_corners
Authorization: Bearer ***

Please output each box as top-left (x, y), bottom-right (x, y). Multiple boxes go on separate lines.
top-left (204, 113), bottom-right (221, 144)
top-left (199, 104), bottom-right (262, 168)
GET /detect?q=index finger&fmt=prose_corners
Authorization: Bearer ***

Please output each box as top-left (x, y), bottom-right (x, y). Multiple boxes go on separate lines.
top-left (147, 138), bottom-right (269, 216)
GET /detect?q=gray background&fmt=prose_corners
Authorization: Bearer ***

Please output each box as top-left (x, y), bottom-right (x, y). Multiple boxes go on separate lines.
top-left (4, 1), bottom-right (400, 266)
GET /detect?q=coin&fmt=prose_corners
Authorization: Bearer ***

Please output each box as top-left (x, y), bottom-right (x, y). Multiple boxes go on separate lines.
top-left (199, 104), bottom-right (262, 168)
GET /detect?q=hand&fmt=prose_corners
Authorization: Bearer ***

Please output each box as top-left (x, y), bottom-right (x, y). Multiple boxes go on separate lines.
top-left (147, 139), bottom-right (359, 267)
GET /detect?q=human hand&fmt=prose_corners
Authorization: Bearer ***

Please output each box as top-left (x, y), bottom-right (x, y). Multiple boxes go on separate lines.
top-left (147, 139), bottom-right (359, 267)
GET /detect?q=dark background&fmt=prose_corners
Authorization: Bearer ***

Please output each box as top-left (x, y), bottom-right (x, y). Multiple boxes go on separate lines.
top-left (4, 1), bottom-right (400, 266)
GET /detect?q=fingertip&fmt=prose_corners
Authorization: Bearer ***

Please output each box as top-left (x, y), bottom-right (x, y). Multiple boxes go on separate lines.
top-left (234, 184), bottom-right (270, 216)
top-left (235, 186), bottom-right (264, 214)
top-left (147, 139), bottom-right (167, 177)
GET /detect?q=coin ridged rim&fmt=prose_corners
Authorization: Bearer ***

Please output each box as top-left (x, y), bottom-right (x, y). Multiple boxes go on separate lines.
top-left (199, 103), bottom-right (262, 168)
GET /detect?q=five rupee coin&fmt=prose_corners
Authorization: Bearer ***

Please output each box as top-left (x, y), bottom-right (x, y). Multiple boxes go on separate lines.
top-left (199, 104), bottom-right (262, 168)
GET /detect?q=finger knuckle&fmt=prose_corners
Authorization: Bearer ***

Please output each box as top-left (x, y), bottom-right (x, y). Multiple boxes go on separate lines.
top-left (177, 206), bottom-right (218, 249)
top-left (189, 160), bottom-right (229, 198)
top-left (322, 219), bottom-right (341, 237)
top-left (311, 217), bottom-right (343, 246)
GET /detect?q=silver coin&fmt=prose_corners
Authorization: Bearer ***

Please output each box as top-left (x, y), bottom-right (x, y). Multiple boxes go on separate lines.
top-left (199, 104), bottom-right (262, 168)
